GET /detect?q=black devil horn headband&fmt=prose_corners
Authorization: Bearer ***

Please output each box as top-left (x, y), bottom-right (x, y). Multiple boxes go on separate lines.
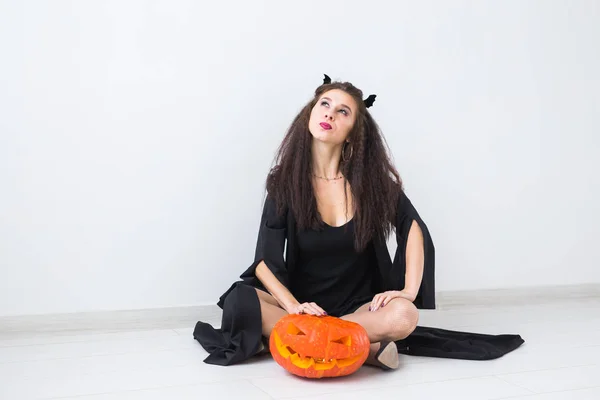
top-left (322, 74), bottom-right (376, 108)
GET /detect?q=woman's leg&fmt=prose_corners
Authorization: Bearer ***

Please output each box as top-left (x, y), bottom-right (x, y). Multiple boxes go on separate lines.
top-left (341, 298), bottom-right (419, 369)
top-left (341, 298), bottom-right (419, 342)
top-left (255, 288), bottom-right (288, 337)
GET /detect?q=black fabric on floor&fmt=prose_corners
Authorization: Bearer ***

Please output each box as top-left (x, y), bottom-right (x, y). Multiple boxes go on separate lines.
top-left (395, 326), bottom-right (525, 360)
top-left (193, 282), bottom-right (525, 366)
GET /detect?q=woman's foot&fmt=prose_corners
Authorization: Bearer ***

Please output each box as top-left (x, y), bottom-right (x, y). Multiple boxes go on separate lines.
top-left (366, 341), bottom-right (400, 370)
top-left (256, 336), bottom-right (270, 355)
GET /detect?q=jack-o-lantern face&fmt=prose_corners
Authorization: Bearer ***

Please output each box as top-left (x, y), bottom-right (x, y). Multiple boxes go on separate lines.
top-left (269, 314), bottom-right (370, 378)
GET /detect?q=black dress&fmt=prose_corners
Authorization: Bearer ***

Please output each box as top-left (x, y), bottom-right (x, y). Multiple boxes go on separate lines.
top-left (193, 192), bottom-right (525, 366)
top-left (291, 218), bottom-right (376, 317)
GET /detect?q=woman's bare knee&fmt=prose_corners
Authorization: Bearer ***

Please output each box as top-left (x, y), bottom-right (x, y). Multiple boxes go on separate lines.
top-left (384, 299), bottom-right (419, 340)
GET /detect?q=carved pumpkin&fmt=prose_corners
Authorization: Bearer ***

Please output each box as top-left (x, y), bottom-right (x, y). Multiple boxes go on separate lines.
top-left (269, 314), bottom-right (370, 378)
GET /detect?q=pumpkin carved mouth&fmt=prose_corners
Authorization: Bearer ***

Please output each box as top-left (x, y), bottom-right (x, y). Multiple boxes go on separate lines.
top-left (272, 328), bottom-right (363, 370)
top-left (269, 315), bottom-right (370, 378)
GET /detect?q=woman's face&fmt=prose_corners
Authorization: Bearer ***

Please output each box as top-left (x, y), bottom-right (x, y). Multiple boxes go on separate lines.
top-left (308, 89), bottom-right (358, 146)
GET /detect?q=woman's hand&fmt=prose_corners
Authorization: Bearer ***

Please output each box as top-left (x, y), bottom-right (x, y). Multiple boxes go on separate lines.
top-left (369, 290), bottom-right (415, 312)
top-left (288, 302), bottom-right (327, 316)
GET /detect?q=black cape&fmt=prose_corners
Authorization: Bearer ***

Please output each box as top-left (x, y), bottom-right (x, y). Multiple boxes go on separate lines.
top-left (193, 192), bottom-right (524, 366)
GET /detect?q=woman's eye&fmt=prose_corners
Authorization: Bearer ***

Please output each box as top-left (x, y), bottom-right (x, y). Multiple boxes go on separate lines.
top-left (320, 100), bottom-right (348, 116)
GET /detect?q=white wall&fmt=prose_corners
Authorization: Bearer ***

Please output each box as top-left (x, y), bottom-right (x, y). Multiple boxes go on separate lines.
top-left (1, 0), bottom-right (599, 316)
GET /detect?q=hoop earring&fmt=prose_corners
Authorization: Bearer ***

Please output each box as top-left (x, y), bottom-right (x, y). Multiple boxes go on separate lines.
top-left (342, 141), bottom-right (353, 162)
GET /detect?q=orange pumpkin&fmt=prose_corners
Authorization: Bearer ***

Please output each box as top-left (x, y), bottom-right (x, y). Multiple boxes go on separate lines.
top-left (269, 314), bottom-right (370, 378)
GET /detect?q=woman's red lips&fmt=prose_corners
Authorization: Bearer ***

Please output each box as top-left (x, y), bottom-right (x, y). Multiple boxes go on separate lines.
top-left (320, 122), bottom-right (332, 130)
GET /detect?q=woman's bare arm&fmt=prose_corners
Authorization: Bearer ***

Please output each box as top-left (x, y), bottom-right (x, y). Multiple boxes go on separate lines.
top-left (256, 261), bottom-right (325, 315)
top-left (403, 220), bottom-right (425, 300)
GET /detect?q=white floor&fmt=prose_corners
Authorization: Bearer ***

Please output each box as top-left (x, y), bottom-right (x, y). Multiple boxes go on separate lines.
top-left (2, 297), bottom-right (600, 400)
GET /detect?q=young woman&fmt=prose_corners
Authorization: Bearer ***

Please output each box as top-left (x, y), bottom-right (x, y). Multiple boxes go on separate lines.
top-left (194, 75), bottom-right (436, 370)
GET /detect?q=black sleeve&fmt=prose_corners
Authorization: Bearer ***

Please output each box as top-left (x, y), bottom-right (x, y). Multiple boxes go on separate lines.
top-left (390, 190), bottom-right (436, 309)
top-left (238, 194), bottom-right (289, 289)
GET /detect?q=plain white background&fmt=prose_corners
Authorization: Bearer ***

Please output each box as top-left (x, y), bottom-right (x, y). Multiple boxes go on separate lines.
top-left (0, 0), bottom-right (598, 316)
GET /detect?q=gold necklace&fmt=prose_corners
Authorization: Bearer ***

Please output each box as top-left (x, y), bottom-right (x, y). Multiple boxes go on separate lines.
top-left (312, 173), bottom-right (344, 181)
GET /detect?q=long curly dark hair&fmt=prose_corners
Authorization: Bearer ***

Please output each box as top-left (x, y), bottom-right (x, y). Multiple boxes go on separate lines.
top-left (266, 77), bottom-right (403, 251)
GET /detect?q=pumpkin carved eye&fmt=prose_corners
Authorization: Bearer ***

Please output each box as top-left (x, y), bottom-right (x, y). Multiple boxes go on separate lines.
top-left (269, 314), bottom-right (370, 379)
top-left (331, 336), bottom-right (351, 346)
top-left (287, 323), bottom-right (306, 336)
